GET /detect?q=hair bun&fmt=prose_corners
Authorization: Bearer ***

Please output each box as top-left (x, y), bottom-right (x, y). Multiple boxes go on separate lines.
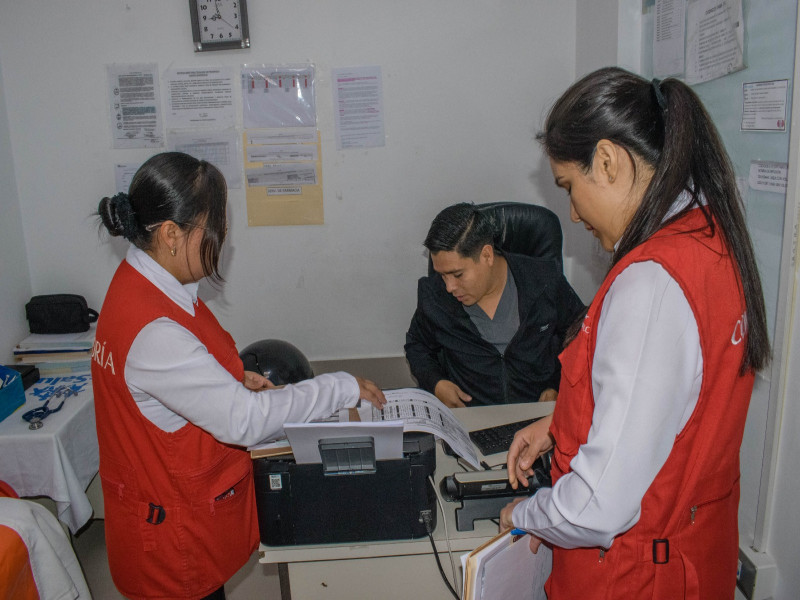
top-left (99, 192), bottom-right (138, 239)
top-left (111, 193), bottom-right (138, 239)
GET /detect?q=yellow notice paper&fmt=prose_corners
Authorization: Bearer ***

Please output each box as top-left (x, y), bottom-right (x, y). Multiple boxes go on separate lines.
top-left (243, 128), bottom-right (324, 226)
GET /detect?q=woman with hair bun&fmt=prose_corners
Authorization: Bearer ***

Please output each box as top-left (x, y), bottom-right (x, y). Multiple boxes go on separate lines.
top-left (93, 152), bottom-right (385, 600)
top-left (501, 68), bottom-right (770, 599)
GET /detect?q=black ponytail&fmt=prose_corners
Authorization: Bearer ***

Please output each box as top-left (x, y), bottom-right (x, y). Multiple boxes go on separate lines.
top-left (539, 67), bottom-right (770, 372)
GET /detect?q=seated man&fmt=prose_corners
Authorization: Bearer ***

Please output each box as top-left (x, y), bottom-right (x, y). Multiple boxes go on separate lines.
top-left (405, 203), bottom-right (585, 407)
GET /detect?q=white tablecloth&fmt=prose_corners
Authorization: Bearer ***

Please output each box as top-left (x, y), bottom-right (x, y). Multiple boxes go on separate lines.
top-left (0, 374), bottom-right (98, 534)
top-left (0, 497), bottom-right (91, 599)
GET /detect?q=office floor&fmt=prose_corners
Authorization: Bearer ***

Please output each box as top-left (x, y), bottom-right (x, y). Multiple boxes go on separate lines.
top-left (71, 357), bottom-right (416, 599)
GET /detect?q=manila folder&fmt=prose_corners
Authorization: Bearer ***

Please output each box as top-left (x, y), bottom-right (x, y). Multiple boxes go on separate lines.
top-left (461, 529), bottom-right (551, 600)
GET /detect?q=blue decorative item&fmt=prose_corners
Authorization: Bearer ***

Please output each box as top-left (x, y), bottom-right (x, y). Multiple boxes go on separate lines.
top-left (0, 365), bottom-right (25, 423)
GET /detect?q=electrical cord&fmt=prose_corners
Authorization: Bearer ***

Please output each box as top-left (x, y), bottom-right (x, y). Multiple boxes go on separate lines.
top-left (429, 475), bottom-right (459, 592)
top-left (426, 474), bottom-right (460, 599)
top-left (426, 529), bottom-right (460, 600)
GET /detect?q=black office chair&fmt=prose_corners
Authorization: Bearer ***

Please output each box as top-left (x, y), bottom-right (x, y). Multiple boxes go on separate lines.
top-left (428, 201), bottom-right (564, 274)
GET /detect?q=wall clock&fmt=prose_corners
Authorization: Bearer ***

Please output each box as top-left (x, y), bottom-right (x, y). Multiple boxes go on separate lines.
top-left (189, 0), bottom-right (250, 52)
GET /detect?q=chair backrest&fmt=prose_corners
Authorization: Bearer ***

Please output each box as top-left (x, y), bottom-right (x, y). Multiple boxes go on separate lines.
top-left (427, 202), bottom-right (564, 275)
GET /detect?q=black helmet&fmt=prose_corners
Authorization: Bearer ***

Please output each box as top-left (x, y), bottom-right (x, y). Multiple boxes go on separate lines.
top-left (239, 339), bottom-right (314, 386)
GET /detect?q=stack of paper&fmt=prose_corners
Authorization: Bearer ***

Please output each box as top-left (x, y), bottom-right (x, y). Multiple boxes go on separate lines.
top-left (461, 530), bottom-right (551, 600)
top-left (359, 388), bottom-right (481, 469)
top-left (13, 329), bottom-right (94, 376)
top-left (248, 439), bottom-right (293, 459)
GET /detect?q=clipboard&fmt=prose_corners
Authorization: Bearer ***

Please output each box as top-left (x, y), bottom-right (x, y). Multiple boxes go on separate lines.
top-left (461, 529), bottom-right (551, 600)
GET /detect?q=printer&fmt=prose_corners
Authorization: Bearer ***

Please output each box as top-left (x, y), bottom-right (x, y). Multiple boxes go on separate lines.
top-left (254, 431), bottom-right (437, 546)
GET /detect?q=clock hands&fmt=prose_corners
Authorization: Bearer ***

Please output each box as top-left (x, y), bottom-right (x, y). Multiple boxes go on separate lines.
top-left (209, 0), bottom-right (235, 29)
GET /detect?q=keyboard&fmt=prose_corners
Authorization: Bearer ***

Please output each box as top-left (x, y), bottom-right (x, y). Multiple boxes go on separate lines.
top-left (469, 417), bottom-right (541, 456)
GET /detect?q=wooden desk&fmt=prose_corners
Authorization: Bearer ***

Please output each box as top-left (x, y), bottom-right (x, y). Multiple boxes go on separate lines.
top-left (0, 374), bottom-right (98, 534)
top-left (258, 402), bottom-right (554, 600)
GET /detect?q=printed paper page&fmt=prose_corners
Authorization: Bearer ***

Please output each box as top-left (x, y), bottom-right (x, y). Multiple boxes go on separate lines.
top-left (358, 388), bottom-right (480, 469)
top-left (107, 63), bottom-right (163, 149)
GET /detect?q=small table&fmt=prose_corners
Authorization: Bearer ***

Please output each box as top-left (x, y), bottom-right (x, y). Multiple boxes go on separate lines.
top-left (259, 402), bottom-right (554, 600)
top-left (0, 374), bottom-right (98, 534)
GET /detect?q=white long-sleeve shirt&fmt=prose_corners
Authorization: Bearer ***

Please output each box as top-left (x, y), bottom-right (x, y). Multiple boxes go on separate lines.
top-left (512, 259), bottom-right (703, 549)
top-left (121, 246), bottom-right (360, 447)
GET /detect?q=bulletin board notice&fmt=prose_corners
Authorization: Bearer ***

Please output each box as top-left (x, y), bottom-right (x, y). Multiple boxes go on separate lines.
top-left (243, 128), bottom-right (323, 226)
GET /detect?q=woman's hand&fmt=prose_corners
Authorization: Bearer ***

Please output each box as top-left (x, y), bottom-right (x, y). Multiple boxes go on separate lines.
top-left (500, 497), bottom-right (544, 554)
top-left (434, 380), bottom-right (472, 408)
top-left (500, 496), bottom-right (525, 530)
top-left (355, 376), bottom-right (387, 409)
top-left (243, 370), bottom-right (277, 391)
top-left (507, 413), bottom-right (554, 489)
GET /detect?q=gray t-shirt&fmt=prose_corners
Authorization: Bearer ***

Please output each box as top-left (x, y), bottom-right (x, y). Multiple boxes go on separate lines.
top-left (463, 264), bottom-right (520, 354)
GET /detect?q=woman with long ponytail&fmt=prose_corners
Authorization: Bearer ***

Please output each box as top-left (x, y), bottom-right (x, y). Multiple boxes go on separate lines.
top-left (501, 67), bottom-right (769, 599)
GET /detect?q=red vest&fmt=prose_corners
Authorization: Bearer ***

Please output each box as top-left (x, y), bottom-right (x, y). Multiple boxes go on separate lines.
top-left (92, 261), bottom-right (258, 600)
top-left (547, 209), bottom-right (754, 599)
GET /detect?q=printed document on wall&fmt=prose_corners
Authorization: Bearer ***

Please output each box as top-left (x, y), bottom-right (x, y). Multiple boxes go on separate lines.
top-left (243, 128), bottom-right (324, 226)
top-left (741, 80), bottom-right (788, 132)
top-left (168, 129), bottom-right (242, 189)
top-left (749, 161), bottom-right (788, 194)
top-left (115, 163), bottom-right (139, 194)
top-left (332, 66), bottom-right (385, 150)
top-left (164, 67), bottom-right (236, 129)
top-left (685, 0), bottom-right (744, 84)
top-left (241, 65), bottom-right (317, 129)
top-left (653, 0), bottom-right (686, 78)
top-left (107, 63), bottom-right (163, 149)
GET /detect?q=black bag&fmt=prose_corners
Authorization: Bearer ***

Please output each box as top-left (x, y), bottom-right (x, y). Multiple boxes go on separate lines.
top-left (25, 294), bottom-right (99, 334)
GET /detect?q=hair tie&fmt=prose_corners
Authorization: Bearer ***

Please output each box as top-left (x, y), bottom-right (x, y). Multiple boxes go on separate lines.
top-left (651, 78), bottom-right (667, 112)
top-left (110, 192), bottom-right (138, 240)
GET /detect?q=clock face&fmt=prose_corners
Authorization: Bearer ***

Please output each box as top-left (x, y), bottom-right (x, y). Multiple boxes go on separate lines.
top-left (196, 0), bottom-right (243, 44)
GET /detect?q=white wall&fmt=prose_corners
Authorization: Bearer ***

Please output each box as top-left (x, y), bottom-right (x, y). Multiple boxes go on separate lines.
top-left (0, 0), bottom-right (578, 362)
top-left (563, 0), bottom-right (626, 303)
top-left (564, 0), bottom-right (646, 305)
top-left (576, 0), bottom-right (619, 78)
top-left (0, 58), bottom-right (32, 364)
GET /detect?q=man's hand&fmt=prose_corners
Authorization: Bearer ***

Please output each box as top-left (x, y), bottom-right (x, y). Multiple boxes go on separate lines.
top-left (538, 388), bottom-right (558, 402)
top-left (355, 376), bottom-right (387, 409)
top-left (243, 370), bottom-right (277, 391)
top-left (434, 380), bottom-right (472, 408)
top-left (507, 413), bottom-right (554, 489)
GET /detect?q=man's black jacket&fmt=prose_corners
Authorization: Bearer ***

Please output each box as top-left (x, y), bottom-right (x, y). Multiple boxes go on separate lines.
top-left (404, 253), bottom-right (585, 406)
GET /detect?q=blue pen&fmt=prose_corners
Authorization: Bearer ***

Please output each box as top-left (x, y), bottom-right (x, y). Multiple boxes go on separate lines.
top-left (510, 528), bottom-right (527, 536)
